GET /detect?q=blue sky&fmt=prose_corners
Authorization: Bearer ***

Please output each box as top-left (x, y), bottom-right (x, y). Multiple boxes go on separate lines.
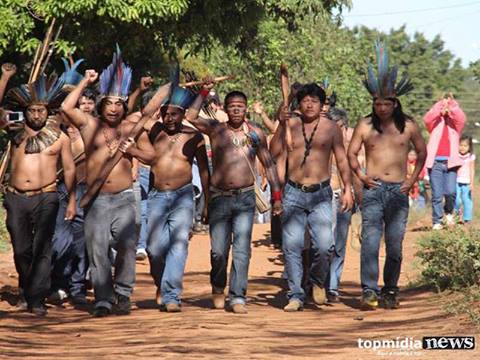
top-left (340, 0), bottom-right (480, 67)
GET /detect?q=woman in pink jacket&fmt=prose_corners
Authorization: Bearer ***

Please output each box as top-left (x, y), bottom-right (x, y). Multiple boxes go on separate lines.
top-left (423, 96), bottom-right (466, 229)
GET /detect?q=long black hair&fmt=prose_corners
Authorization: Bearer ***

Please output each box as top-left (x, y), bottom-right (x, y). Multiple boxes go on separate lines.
top-left (369, 97), bottom-right (412, 133)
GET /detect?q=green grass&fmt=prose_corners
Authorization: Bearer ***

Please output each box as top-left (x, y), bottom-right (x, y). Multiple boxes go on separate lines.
top-left (0, 205), bottom-right (10, 252)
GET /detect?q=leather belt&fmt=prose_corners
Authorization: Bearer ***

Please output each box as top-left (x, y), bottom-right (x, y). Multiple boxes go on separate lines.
top-left (287, 179), bottom-right (330, 193)
top-left (7, 182), bottom-right (57, 197)
top-left (210, 184), bottom-right (255, 198)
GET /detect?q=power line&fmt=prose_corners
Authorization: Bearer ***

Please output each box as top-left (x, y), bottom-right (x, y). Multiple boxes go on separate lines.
top-left (344, 1), bottom-right (480, 17)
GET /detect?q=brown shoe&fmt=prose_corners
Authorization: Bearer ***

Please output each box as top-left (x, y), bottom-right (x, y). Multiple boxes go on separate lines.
top-left (232, 303), bottom-right (248, 314)
top-left (283, 300), bottom-right (303, 312)
top-left (212, 294), bottom-right (225, 309)
top-left (312, 284), bottom-right (326, 305)
top-left (165, 303), bottom-right (181, 312)
top-left (156, 288), bottom-right (162, 306)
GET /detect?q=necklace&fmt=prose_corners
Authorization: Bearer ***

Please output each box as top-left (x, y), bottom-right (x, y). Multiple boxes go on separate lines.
top-left (301, 118), bottom-right (320, 166)
top-left (102, 127), bottom-right (121, 157)
top-left (228, 123), bottom-right (249, 148)
top-left (166, 132), bottom-right (182, 143)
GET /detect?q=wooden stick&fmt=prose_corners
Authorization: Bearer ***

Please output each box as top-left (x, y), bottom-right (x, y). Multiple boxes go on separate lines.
top-left (79, 118), bottom-right (148, 208)
top-left (180, 75), bottom-right (234, 88)
top-left (29, 44), bottom-right (42, 83)
top-left (31, 18), bottom-right (56, 82)
top-left (39, 23), bottom-right (62, 76)
top-left (57, 151), bottom-right (85, 177)
top-left (280, 63), bottom-right (294, 152)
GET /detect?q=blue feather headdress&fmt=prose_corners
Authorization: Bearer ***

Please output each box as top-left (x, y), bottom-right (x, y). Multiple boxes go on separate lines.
top-left (60, 58), bottom-right (84, 88)
top-left (99, 45), bottom-right (132, 101)
top-left (161, 64), bottom-right (196, 111)
top-left (6, 72), bottom-right (66, 110)
top-left (363, 40), bottom-right (414, 98)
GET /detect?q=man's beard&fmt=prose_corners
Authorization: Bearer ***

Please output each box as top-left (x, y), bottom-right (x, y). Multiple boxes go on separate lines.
top-left (26, 118), bottom-right (47, 131)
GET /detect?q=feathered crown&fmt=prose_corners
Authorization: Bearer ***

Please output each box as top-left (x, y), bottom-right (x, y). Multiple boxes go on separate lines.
top-left (161, 64), bottom-right (196, 110)
top-left (320, 78), bottom-right (337, 106)
top-left (99, 45), bottom-right (132, 101)
top-left (60, 58), bottom-right (84, 89)
top-left (363, 40), bottom-right (414, 98)
top-left (6, 73), bottom-right (66, 110)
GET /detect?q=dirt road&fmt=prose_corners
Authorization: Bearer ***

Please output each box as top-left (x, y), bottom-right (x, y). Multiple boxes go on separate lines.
top-left (0, 220), bottom-right (477, 359)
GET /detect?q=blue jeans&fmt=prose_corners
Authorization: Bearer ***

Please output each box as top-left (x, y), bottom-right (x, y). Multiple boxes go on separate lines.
top-left (137, 166), bottom-right (150, 250)
top-left (455, 183), bottom-right (473, 222)
top-left (146, 184), bottom-right (193, 305)
top-left (84, 190), bottom-right (137, 310)
top-left (51, 182), bottom-right (88, 297)
top-left (429, 160), bottom-right (457, 225)
top-left (281, 182), bottom-right (334, 304)
top-left (361, 182), bottom-right (409, 294)
top-left (326, 193), bottom-right (353, 296)
top-left (209, 190), bottom-right (255, 305)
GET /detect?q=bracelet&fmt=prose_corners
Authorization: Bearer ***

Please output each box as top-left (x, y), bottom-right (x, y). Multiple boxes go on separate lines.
top-left (199, 88), bottom-right (209, 98)
top-left (272, 190), bottom-right (282, 202)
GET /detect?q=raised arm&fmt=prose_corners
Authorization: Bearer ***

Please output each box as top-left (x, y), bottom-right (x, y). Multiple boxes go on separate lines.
top-left (255, 128), bottom-right (282, 215)
top-left (333, 125), bottom-right (353, 211)
top-left (60, 133), bottom-right (77, 220)
top-left (444, 98), bottom-right (466, 133)
top-left (0, 63), bottom-right (16, 104)
top-left (194, 134), bottom-right (210, 222)
top-left (185, 85), bottom-right (219, 135)
top-left (401, 121), bottom-right (427, 194)
top-left (252, 101), bottom-right (277, 134)
top-left (127, 76), bottom-right (153, 114)
top-left (141, 82), bottom-right (171, 117)
top-left (61, 70), bottom-right (98, 129)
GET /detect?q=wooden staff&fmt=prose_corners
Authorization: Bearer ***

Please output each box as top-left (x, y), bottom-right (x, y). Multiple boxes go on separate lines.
top-left (31, 18), bottom-right (56, 83)
top-left (280, 63), bottom-right (293, 152)
top-left (57, 151), bottom-right (85, 178)
top-left (180, 75), bottom-right (234, 88)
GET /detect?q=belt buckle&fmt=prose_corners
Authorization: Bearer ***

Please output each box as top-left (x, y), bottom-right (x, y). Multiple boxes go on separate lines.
top-left (231, 189), bottom-right (241, 196)
top-left (301, 184), bottom-right (309, 192)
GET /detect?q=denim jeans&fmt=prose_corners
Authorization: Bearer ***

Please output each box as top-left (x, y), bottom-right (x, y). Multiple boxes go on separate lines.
top-left (455, 183), bottom-right (473, 222)
top-left (281, 182), bottom-right (334, 304)
top-left (429, 160), bottom-right (457, 225)
top-left (84, 190), bottom-right (137, 310)
top-left (361, 182), bottom-right (409, 294)
top-left (209, 190), bottom-right (255, 305)
top-left (326, 193), bottom-right (353, 296)
top-left (146, 184), bottom-right (193, 305)
top-left (137, 166), bottom-right (150, 250)
top-left (51, 182), bottom-right (88, 297)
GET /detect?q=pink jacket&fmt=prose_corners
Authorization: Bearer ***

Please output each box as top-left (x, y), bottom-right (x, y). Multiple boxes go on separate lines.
top-left (423, 99), bottom-right (466, 169)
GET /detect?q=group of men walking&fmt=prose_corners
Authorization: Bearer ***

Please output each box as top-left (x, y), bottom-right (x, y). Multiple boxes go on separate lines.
top-left (0, 41), bottom-right (428, 317)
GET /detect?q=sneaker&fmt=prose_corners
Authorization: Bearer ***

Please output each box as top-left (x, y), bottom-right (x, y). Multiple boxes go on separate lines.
top-left (283, 300), bottom-right (303, 312)
top-left (432, 223), bottom-right (443, 230)
top-left (29, 304), bottom-right (48, 317)
top-left (47, 289), bottom-right (68, 304)
top-left (16, 295), bottom-right (28, 311)
top-left (312, 284), bottom-right (326, 305)
top-left (93, 306), bottom-right (110, 317)
top-left (136, 248), bottom-right (147, 261)
top-left (116, 295), bottom-right (131, 315)
top-left (212, 293), bottom-right (225, 309)
top-left (361, 290), bottom-right (378, 310)
top-left (382, 291), bottom-right (400, 309)
top-left (165, 303), bottom-right (181, 313)
top-left (327, 291), bottom-right (339, 303)
top-left (232, 303), bottom-right (248, 314)
top-left (445, 214), bottom-right (455, 227)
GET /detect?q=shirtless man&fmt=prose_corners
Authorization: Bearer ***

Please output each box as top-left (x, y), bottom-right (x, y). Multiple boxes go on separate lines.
top-left (121, 84), bottom-right (209, 312)
top-left (348, 46), bottom-right (426, 309)
top-left (61, 65), bottom-right (165, 316)
top-left (1, 74), bottom-right (76, 316)
top-left (274, 83), bottom-right (353, 312)
top-left (187, 88), bottom-right (283, 314)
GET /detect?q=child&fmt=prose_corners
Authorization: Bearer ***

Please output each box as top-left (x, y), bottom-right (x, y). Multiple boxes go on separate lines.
top-left (455, 135), bottom-right (475, 223)
top-left (407, 149), bottom-right (426, 208)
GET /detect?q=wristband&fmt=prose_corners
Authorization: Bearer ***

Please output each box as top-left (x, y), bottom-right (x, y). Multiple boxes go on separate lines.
top-left (272, 190), bottom-right (282, 202)
top-left (199, 88), bottom-right (209, 98)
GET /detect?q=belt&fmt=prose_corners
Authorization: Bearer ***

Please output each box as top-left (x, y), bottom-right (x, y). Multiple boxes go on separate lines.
top-left (7, 182), bottom-right (57, 197)
top-left (287, 179), bottom-right (330, 193)
top-left (210, 184), bottom-right (255, 197)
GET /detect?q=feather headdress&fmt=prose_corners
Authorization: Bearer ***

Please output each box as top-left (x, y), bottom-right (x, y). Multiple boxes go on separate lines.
top-left (99, 45), bottom-right (132, 101)
top-left (363, 40), bottom-right (414, 98)
top-left (161, 64), bottom-right (196, 110)
top-left (6, 72), bottom-right (66, 110)
top-left (60, 58), bottom-right (84, 89)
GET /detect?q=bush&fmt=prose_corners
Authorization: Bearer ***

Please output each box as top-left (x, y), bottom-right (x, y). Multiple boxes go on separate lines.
top-left (416, 227), bottom-right (480, 291)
